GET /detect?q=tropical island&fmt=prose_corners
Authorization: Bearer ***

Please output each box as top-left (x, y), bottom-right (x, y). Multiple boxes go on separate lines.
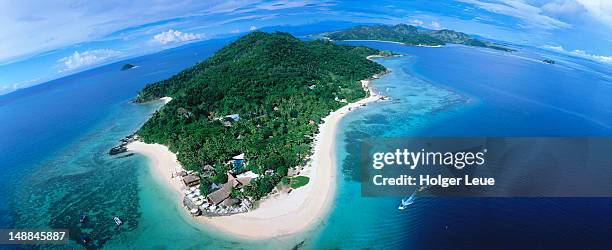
top-left (121, 63), bottom-right (137, 71)
top-left (127, 31), bottom-right (390, 229)
top-left (317, 24), bottom-right (515, 52)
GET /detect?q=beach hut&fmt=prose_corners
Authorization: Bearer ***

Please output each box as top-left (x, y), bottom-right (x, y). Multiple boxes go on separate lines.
top-left (223, 172), bottom-right (244, 190)
top-left (237, 177), bottom-right (252, 186)
top-left (207, 188), bottom-right (230, 205)
top-left (222, 198), bottom-right (240, 207)
top-left (182, 174), bottom-right (200, 187)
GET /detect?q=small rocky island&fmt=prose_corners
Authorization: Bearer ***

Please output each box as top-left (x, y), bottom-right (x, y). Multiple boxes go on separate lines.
top-left (121, 63), bottom-right (136, 71)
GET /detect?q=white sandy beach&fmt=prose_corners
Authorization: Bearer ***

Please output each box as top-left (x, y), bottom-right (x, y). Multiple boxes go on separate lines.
top-left (127, 74), bottom-right (385, 239)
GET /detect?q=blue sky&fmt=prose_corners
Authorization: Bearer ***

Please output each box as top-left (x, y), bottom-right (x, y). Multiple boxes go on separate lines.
top-left (0, 0), bottom-right (610, 95)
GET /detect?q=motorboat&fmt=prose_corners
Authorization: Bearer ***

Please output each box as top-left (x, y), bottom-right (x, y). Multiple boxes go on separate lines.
top-left (80, 213), bottom-right (88, 223)
top-left (113, 216), bottom-right (123, 226)
top-left (398, 189), bottom-right (418, 210)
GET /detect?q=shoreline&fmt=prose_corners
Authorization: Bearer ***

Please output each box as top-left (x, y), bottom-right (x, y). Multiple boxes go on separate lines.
top-left (127, 64), bottom-right (387, 239)
top-left (327, 38), bottom-right (443, 48)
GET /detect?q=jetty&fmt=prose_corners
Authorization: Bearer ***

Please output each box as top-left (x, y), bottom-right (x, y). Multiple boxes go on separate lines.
top-left (109, 133), bottom-right (138, 155)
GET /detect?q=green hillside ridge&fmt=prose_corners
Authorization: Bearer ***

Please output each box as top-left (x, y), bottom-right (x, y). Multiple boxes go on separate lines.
top-left (319, 24), bottom-right (514, 52)
top-left (134, 31), bottom-right (387, 199)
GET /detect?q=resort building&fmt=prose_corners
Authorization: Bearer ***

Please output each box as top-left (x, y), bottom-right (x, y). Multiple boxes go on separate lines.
top-left (222, 198), bottom-right (240, 207)
top-left (223, 172), bottom-right (241, 191)
top-left (207, 188), bottom-right (230, 205)
top-left (206, 172), bottom-right (257, 205)
top-left (225, 114), bottom-right (240, 121)
top-left (200, 164), bottom-right (214, 177)
top-left (236, 171), bottom-right (258, 186)
top-left (182, 174), bottom-right (201, 187)
top-left (287, 167), bottom-right (300, 177)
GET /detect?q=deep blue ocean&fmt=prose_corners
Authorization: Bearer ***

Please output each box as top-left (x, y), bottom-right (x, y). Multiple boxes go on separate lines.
top-left (0, 32), bottom-right (611, 249)
top-left (317, 41), bottom-right (612, 249)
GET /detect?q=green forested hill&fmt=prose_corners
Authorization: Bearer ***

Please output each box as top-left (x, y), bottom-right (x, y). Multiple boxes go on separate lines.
top-left (319, 24), bottom-right (514, 52)
top-left (135, 31), bottom-right (386, 199)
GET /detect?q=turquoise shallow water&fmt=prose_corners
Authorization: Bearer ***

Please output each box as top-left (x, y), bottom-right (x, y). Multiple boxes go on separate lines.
top-left (10, 101), bottom-right (163, 248)
top-left (310, 54), bottom-right (468, 249)
top-left (1, 37), bottom-right (610, 249)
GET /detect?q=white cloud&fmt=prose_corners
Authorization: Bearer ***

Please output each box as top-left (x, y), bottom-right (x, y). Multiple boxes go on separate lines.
top-left (430, 21), bottom-right (442, 30)
top-left (57, 49), bottom-right (122, 72)
top-left (542, 45), bottom-right (565, 52)
top-left (0, 77), bottom-right (42, 95)
top-left (153, 29), bottom-right (203, 45)
top-left (0, 1), bottom-right (263, 63)
top-left (0, 84), bottom-right (11, 95)
top-left (410, 19), bottom-right (424, 26)
top-left (542, 45), bottom-right (612, 64)
top-left (571, 49), bottom-right (612, 63)
top-left (576, 0), bottom-right (612, 27)
top-left (541, 0), bottom-right (612, 28)
top-left (409, 19), bottom-right (442, 30)
top-left (458, 0), bottom-right (571, 29)
top-left (542, 1), bottom-right (584, 15)
top-left (249, 25), bottom-right (258, 31)
top-left (256, 0), bottom-right (316, 10)
top-left (463, 0), bottom-right (612, 29)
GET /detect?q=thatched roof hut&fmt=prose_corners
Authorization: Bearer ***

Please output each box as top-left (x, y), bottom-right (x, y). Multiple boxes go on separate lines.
top-left (207, 189), bottom-right (230, 205)
top-left (182, 174), bottom-right (200, 187)
top-left (222, 198), bottom-right (240, 207)
top-left (237, 177), bottom-right (252, 186)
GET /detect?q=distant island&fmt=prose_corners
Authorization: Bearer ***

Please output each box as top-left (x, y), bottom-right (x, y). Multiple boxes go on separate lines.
top-left (543, 59), bottom-right (555, 64)
top-left (132, 31), bottom-right (388, 215)
top-left (121, 63), bottom-right (136, 71)
top-left (317, 24), bottom-right (515, 52)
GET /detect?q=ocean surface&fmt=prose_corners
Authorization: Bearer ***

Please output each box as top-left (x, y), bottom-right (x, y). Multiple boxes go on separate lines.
top-left (314, 41), bottom-right (612, 249)
top-left (0, 35), bottom-right (611, 249)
